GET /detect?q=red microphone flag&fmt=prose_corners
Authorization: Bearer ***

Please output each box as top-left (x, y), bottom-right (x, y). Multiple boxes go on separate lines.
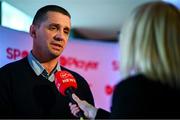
top-left (55, 71), bottom-right (77, 96)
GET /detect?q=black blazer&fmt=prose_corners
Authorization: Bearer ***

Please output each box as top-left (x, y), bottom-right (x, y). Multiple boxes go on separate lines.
top-left (111, 74), bottom-right (180, 119)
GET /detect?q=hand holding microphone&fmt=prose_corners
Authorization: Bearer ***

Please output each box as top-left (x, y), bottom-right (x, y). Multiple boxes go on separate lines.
top-left (69, 93), bottom-right (98, 119)
top-left (54, 71), bottom-right (85, 119)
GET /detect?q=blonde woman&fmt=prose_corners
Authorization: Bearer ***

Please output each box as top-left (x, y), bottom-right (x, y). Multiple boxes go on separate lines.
top-left (69, 1), bottom-right (180, 119)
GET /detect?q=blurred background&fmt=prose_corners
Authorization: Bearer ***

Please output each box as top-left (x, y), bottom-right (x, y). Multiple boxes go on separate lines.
top-left (1, 0), bottom-right (179, 42)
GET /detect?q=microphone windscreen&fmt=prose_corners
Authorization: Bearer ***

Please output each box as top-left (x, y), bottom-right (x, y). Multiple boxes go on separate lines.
top-left (55, 71), bottom-right (77, 96)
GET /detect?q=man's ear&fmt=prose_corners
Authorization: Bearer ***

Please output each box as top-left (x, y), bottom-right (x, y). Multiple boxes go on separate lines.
top-left (30, 25), bottom-right (36, 38)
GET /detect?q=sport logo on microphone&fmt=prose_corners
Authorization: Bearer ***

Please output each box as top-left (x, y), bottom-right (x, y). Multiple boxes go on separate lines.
top-left (55, 71), bottom-right (77, 96)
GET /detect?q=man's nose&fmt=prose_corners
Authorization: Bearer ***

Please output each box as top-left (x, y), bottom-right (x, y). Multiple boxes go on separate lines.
top-left (54, 30), bottom-right (65, 41)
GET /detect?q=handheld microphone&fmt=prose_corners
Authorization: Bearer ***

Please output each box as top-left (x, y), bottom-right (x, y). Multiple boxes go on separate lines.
top-left (54, 70), bottom-right (84, 119)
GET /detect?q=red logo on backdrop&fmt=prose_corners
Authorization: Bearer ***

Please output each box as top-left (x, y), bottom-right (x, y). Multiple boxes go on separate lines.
top-left (105, 85), bottom-right (114, 95)
top-left (6, 47), bottom-right (29, 60)
top-left (112, 60), bottom-right (120, 71)
top-left (60, 56), bottom-right (99, 71)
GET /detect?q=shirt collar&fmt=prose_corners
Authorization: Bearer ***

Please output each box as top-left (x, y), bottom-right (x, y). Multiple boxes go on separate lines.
top-left (27, 51), bottom-right (61, 82)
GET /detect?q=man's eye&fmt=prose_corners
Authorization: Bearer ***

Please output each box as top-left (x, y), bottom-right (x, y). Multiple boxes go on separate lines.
top-left (49, 26), bottom-right (57, 30)
top-left (64, 30), bottom-right (69, 34)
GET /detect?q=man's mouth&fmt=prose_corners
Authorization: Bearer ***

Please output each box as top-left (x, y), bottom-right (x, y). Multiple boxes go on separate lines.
top-left (51, 43), bottom-right (63, 50)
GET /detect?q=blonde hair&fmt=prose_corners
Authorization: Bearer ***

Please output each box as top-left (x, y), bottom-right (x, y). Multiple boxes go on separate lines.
top-left (120, 1), bottom-right (180, 87)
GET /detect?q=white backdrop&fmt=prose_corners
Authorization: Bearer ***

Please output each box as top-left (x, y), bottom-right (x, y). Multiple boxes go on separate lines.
top-left (0, 26), bottom-right (123, 111)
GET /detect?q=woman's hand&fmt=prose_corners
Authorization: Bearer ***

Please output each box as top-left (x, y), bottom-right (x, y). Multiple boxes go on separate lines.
top-left (69, 93), bottom-right (98, 119)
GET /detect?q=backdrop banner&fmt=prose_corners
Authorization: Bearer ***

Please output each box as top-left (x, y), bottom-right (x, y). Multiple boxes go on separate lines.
top-left (0, 26), bottom-right (122, 111)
